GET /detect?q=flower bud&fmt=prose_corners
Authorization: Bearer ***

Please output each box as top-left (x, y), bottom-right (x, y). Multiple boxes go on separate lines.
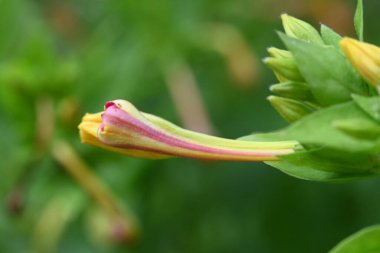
top-left (267, 47), bottom-right (292, 59)
top-left (79, 100), bottom-right (297, 161)
top-left (269, 81), bottom-right (314, 101)
top-left (268, 96), bottom-right (314, 123)
top-left (264, 47), bottom-right (304, 82)
top-left (340, 37), bottom-right (380, 88)
top-left (281, 14), bottom-right (324, 45)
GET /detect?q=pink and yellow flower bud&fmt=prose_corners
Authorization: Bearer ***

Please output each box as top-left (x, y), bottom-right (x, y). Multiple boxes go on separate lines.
top-left (79, 100), bottom-right (297, 161)
top-left (340, 38), bottom-right (380, 87)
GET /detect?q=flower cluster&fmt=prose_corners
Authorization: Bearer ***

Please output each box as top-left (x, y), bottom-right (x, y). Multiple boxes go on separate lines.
top-left (79, 1), bottom-right (380, 182)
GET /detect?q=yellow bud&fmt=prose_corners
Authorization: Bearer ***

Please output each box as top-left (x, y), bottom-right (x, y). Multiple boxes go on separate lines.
top-left (340, 38), bottom-right (380, 87)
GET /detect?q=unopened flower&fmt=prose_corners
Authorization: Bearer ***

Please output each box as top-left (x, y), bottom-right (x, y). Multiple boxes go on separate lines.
top-left (269, 81), bottom-right (314, 101)
top-left (264, 47), bottom-right (304, 82)
top-left (281, 14), bottom-right (324, 45)
top-left (340, 38), bottom-right (380, 87)
top-left (268, 96), bottom-right (314, 123)
top-left (79, 100), bottom-right (297, 161)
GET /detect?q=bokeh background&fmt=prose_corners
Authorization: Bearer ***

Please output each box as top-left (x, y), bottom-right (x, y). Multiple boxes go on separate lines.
top-left (1, 0), bottom-right (380, 252)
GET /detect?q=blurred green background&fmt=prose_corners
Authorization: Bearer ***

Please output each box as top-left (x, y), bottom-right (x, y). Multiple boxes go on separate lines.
top-left (1, 0), bottom-right (380, 252)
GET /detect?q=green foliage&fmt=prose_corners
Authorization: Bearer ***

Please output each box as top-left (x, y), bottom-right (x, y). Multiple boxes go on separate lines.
top-left (241, 103), bottom-right (380, 180)
top-left (274, 102), bottom-right (379, 152)
top-left (320, 24), bottom-right (342, 49)
top-left (354, 0), bottom-right (364, 41)
top-left (330, 225), bottom-right (380, 253)
top-left (352, 94), bottom-right (380, 122)
top-left (279, 34), bottom-right (368, 106)
top-left (258, 1), bottom-right (380, 183)
top-left (237, 12), bottom-right (380, 253)
top-left (267, 150), bottom-right (373, 182)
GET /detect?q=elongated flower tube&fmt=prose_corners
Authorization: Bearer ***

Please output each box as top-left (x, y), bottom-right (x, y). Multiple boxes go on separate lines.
top-left (340, 38), bottom-right (380, 87)
top-left (79, 100), bottom-right (297, 161)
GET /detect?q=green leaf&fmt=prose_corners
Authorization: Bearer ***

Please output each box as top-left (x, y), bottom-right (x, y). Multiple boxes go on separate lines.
top-left (320, 24), bottom-right (342, 50)
top-left (352, 94), bottom-right (380, 122)
top-left (267, 152), bottom-right (373, 182)
top-left (243, 102), bottom-right (380, 153)
top-left (240, 132), bottom-right (376, 181)
top-left (329, 225), bottom-right (380, 253)
top-left (354, 0), bottom-right (364, 41)
top-left (283, 102), bottom-right (379, 152)
top-left (333, 118), bottom-right (380, 140)
top-left (241, 101), bottom-right (380, 180)
top-left (280, 34), bottom-right (368, 106)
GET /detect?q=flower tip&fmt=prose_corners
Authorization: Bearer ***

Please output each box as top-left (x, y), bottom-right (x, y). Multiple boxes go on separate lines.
top-left (280, 13), bottom-right (289, 21)
top-left (262, 57), bottom-right (270, 64)
top-left (78, 112), bottom-right (103, 145)
top-left (105, 101), bottom-right (116, 109)
top-left (280, 13), bottom-right (324, 45)
top-left (104, 99), bottom-right (143, 119)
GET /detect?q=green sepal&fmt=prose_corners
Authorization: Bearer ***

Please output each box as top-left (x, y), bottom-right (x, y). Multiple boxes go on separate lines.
top-left (279, 33), bottom-right (368, 106)
top-left (320, 24), bottom-right (342, 50)
top-left (281, 14), bottom-right (324, 45)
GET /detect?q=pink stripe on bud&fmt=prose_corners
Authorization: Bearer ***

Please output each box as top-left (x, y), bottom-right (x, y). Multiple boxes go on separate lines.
top-left (82, 100), bottom-right (297, 161)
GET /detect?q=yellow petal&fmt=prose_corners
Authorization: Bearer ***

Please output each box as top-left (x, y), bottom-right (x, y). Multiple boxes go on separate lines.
top-left (78, 112), bottom-right (171, 159)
